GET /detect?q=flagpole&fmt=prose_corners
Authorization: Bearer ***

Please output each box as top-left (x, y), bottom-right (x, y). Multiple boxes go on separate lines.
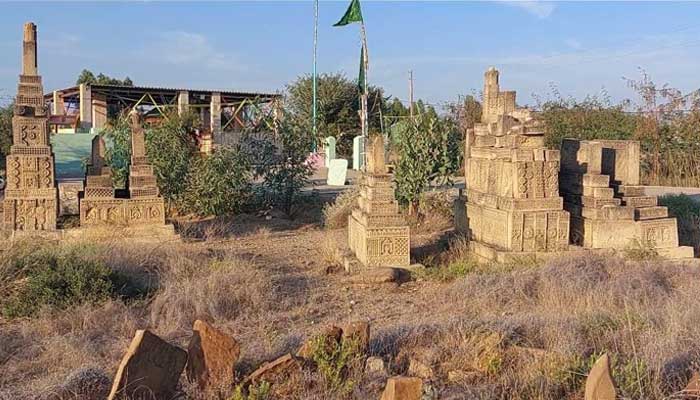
top-left (312, 0), bottom-right (319, 149)
top-left (360, 22), bottom-right (369, 168)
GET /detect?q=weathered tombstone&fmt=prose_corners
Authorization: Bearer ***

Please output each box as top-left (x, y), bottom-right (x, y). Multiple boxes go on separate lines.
top-left (186, 320), bottom-right (240, 390)
top-left (3, 22), bottom-right (58, 231)
top-left (324, 136), bottom-right (336, 167)
top-left (458, 68), bottom-right (569, 262)
top-left (58, 180), bottom-right (84, 216)
top-left (352, 135), bottom-right (365, 170)
top-left (348, 135), bottom-right (410, 267)
top-left (584, 353), bottom-right (616, 400)
top-left (107, 330), bottom-right (187, 400)
top-left (327, 159), bottom-right (348, 186)
top-left (380, 376), bottom-right (422, 400)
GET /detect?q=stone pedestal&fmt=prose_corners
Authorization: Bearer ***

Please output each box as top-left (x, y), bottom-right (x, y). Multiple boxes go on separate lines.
top-left (348, 136), bottom-right (410, 267)
top-left (458, 68), bottom-right (569, 261)
top-left (3, 22), bottom-right (58, 231)
top-left (560, 138), bottom-right (693, 258)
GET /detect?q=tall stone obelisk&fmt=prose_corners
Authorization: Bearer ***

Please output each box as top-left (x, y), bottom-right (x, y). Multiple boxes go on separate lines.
top-left (3, 22), bottom-right (58, 231)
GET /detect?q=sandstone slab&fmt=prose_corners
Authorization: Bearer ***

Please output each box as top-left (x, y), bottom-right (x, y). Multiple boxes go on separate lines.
top-left (380, 376), bottom-right (422, 400)
top-left (108, 330), bottom-right (187, 400)
top-left (186, 320), bottom-right (240, 390)
top-left (584, 353), bottom-right (616, 400)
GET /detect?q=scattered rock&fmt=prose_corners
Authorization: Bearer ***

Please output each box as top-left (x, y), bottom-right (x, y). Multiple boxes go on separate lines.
top-left (296, 325), bottom-right (343, 359)
top-left (349, 267), bottom-right (403, 284)
top-left (186, 320), bottom-right (240, 390)
top-left (365, 357), bottom-right (386, 375)
top-left (243, 353), bottom-right (302, 387)
top-left (108, 330), bottom-right (187, 400)
top-left (342, 321), bottom-right (370, 354)
top-left (584, 353), bottom-right (616, 400)
top-left (685, 371), bottom-right (700, 394)
top-left (380, 376), bottom-right (422, 400)
top-left (408, 358), bottom-right (434, 379)
top-left (40, 367), bottom-right (111, 400)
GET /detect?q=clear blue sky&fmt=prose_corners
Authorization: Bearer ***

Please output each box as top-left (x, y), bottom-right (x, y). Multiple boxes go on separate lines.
top-left (1, 1), bottom-right (699, 108)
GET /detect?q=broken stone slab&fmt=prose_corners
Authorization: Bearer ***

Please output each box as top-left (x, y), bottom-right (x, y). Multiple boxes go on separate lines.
top-left (342, 321), bottom-right (370, 355)
top-left (243, 353), bottom-right (302, 388)
top-left (296, 325), bottom-right (343, 359)
top-left (684, 371), bottom-right (700, 395)
top-left (107, 330), bottom-right (187, 400)
top-left (186, 320), bottom-right (240, 390)
top-left (380, 376), bottom-right (423, 400)
top-left (584, 353), bottom-right (616, 400)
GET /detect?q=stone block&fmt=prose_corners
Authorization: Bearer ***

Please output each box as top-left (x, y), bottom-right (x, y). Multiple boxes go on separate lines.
top-left (656, 246), bottom-right (695, 259)
top-left (380, 376), bottom-right (422, 400)
top-left (58, 180), bottom-right (84, 216)
top-left (580, 206), bottom-right (635, 221)
top-left (583, 186), bottom-right (614, 199)
top-left (637, 218), bottom-right (680, 248)
top-left (583, 173), bottom-right (610, 188)
top-left (615, 185), bottom-right (645, 197)
top-left (108, 330), bottom-right (187, 400)
top-left (580, 196), bottom-right (621, 209)
top-left (342, 321), bottom-right (370, 355)
top-left (622, 196), bottom-right (657, 208)
top-left (474, 135), bottom-right (496, 148)
top-left (186, 320), bottom-right (240, 390)
top-left (348, 214), bottom-right (410, 267)
top-left (634, 206), bottom-right (668, 220)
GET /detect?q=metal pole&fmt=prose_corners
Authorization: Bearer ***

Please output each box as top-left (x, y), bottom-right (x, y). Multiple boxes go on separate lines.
top-left (312, 0), bottom-right (319, 148)
top-left (409, 70), bottom-right (414, 119)
top-left (360, 22), bottom-right (369, 169)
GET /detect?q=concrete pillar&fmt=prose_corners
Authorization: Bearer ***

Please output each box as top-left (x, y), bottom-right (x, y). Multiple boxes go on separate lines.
top-left (79, 83), bottom-right (92, 131)
top-left (177, 91), bottom-right (189, 115)
top-left (210, 92), bottom-right (221, 143)
top-left (91, 93), bottom-right (107, 132)
top-left (52, 90), bottom-right (65, 116)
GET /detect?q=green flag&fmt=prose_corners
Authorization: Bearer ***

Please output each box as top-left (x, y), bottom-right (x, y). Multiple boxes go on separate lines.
top-left (334, 0), bottom-right (363, 26)
top-left (358, 46), bottom-right (365, 92)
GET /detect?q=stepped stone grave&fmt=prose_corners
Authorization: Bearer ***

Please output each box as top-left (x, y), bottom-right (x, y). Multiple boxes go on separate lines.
top-left (80, 110), bottom-right (165, 226)
top-left (457, 67), bottom-right (569, 261)
top-left (348, 135), bottom-right (410, 267)
top-left (3, 22), bottom-right (58, 231)
top-left (108, 330), bottom-right (187, 400)
top-left (560, 138), bottom-right (693, 258)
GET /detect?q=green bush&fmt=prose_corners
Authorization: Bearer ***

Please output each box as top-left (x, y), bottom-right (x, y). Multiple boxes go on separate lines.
top-left (2, 245), bottom-right (127, 318)
top-left (146, 111), bottom-right (199, 204)
top-left (393, 115), bottom-right (460, 214)
top-left (309, 335), bottom-right (361, 395)
top-left (181, 146), bottom-right (253, 217)
top-left (659, 194), bottom-right (700, 253)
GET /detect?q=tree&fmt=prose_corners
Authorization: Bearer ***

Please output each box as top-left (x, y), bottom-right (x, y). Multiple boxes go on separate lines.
top-left (256, 114), bottom-right (315, 217)
top-left (394, 114), bottom-right (461, 215)
top-left (286, 73), bottom-right (386, 156)
top-left (0, 102), bottom-right (13, 165)
top-left (76, 69), bottom-right (134, 86)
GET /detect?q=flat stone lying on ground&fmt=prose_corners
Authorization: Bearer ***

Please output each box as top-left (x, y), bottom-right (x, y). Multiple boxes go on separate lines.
top-left (108, 330), bottom-right (187, 400)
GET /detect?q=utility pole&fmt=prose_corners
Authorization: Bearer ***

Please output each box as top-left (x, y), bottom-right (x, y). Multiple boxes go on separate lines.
top-left (408, 70), bottom-right (414, 118)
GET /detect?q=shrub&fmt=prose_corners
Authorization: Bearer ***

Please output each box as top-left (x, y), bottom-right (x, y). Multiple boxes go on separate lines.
top-left (181, 146), bottom-right (253, 217)
top-left (393, 115), bottom-right (460, 214)
top-left (102, 115), bottom-right (132, 188)
top-left (309, 335), bottom-right (361, 396)
top-left (322, 186), bottom-right (360, 229)
top-left (659, 194), bottom-right (700, 254)
top-left (229, 382), bottom-right (270, 400)
top-left (256, 116), bottom-right (314, 217)
top-left (1, 245), bottom-right (126, 318)
top-left (146, 111), bottom-right (200, 204)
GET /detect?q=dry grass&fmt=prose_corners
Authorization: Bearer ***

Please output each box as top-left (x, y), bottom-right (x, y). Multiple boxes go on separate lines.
top-left (322, 187), bottom-right (360, 229)
top-left (3, 218), bottom-right (700, 399)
